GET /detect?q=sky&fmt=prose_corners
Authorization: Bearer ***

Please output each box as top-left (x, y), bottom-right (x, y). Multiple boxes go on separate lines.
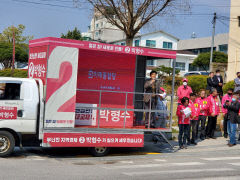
top-left (0, 0), bottom-right (231, 41)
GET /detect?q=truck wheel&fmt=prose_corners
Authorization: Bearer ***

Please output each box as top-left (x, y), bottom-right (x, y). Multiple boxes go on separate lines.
top-left (0, 131), bottom-right (15, 157)
top-left (89, 147), bottom-right (110, 157)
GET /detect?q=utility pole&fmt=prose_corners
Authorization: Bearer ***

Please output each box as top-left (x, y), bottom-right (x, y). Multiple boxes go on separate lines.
top-left (11, 25), bottom-right (15, 77)
top-left (210, 12), bottom-right (217, 72)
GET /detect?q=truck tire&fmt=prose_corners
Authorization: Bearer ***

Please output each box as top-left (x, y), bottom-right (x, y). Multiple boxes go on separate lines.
top-left (0, 131), bottom-right (15, 157)
top-left (89, 147), bottom-right (110, 157)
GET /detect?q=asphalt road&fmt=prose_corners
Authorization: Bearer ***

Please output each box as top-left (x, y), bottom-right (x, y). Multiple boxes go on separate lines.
top-left (1, 137), bottom-right (240, 180)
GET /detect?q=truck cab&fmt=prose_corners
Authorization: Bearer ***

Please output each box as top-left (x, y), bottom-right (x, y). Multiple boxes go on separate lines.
top-left (0, 77), bottom-right (43, 156)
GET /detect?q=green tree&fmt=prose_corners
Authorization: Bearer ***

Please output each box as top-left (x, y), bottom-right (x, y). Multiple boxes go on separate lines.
top-left (154, 65), bottom-right (180, 76)
top-left (0, 42), bottom-right (28, 68)
top-left (0, 24), bottom-right (32, 69)
top-left (192, 51), bottom-right (228, 71)
top-left (61, 27), bottom-right (83, 40)
top-left (0, 24), bottom-right (33, 44)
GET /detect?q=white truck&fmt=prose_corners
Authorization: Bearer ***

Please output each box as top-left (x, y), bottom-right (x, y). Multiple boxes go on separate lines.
top-left (0, 37), bottom-right (176, 157)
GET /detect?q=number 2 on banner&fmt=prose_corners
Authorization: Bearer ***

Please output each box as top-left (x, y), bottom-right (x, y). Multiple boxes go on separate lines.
top-left (45, 46), bottom-right (79, 128)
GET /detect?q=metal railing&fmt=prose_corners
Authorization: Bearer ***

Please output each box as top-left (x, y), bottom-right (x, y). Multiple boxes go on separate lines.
top-left (75, 88), bottom-right (174, 132)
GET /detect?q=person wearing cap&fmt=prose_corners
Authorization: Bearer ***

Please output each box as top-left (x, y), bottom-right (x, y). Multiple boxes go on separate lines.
top-left (177, 78), bottom-right (193, 105)
top-left (234, 72), bottom-right (240, 93)
top-left (155, 88), bottom-right (169, 128)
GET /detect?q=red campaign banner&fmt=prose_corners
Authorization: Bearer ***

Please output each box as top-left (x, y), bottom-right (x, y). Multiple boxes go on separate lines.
top-left (28, 45), bottom-right (48, 85)
top-left (98, 104), bottom-right (134, 128)
top-left (29, 37), bottom-right (177, 59)
top-left (75, 49), bottom-right (136, 128)
top-left (75, 104), bottom-right (134, 128)
top-left (43, 133), bottom-right (144, 147)
top-left (0, 106), bottom-right (17, 119)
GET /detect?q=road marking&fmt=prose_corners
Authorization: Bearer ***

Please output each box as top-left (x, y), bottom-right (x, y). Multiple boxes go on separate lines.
top-left (228, 163), bottom-right (240, 166)
top-left (146, 153), bottom-right (161, 155)
top-left (104, 162), bottom-right (204, 169)
top-left (202, 157), bottom-right (240, 161)
top-left (119, 161), bottom-right (134, 164)
top-left (123, 168), bottom-right (235, 176)
top-left (26, 155), bottom-right (46, 161)
top-left (154, 159), bottom-right (167, 162)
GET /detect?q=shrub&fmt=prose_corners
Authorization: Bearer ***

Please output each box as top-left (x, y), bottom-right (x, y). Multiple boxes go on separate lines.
top-left (163, 76), bottom-right (183, 94)
top-left (186, 75), bottom-right (208, 94)
top-left (223, 80), bottom-right (234, 94)
top-left (0, 68), bottom-right (28, 78)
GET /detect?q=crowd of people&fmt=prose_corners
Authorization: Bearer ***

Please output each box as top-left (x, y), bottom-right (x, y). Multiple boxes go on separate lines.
top-left (144, 70), bottom-right (240, 149)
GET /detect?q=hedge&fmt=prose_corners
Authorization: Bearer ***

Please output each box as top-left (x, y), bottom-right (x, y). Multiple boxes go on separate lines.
top-left (186, 75), bottom-right (208, 94)
top-left (223, 80), bottom-right (234, 93)
top-left (0, 69), bottom-right (28, 78)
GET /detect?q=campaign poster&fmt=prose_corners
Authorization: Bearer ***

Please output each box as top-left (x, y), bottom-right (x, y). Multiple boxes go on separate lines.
top-left (28, 46), bottom-right (48, 85)
top-left (76, 49), bottom-right (136, 128)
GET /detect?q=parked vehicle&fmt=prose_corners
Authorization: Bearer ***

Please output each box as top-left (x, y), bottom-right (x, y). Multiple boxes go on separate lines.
top-left (184, 71), bottom-right (209, 77)
top-left (0, 37), bottom-right (176, 157)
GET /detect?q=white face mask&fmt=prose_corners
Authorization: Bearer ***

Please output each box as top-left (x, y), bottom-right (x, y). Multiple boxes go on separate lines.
top-left (183, 82), bottom-right (187, 86)
top-left (0, 90), bottom-right (3, 95)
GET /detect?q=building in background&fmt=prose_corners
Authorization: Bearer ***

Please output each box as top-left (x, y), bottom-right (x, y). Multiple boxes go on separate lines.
top-left (86, 7), bottom-right (141, 43)
top-left (227, 0), bottom-right (240, 81)
top-left (178, 33), bottom-right (228, 55)
top-left (111, 31), bottom-right (197, 76)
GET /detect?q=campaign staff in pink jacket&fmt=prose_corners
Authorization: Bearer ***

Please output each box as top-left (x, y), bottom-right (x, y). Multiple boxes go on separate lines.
top-left (189, 93), bottom-right (200, 145)
top-left (177, 97), bottom-right (191, 149)
top-left (196, 90), bottom-right (209, 140)
top-left (177, 78), bottom-right (193, 104)
top-left (222, 88), bottom-right (234, 138)
top-left (206, 88), bottom-right (220, 139)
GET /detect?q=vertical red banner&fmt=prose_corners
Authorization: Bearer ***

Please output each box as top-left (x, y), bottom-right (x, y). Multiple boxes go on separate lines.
top-left (28, 46), bottom-right (48, 85)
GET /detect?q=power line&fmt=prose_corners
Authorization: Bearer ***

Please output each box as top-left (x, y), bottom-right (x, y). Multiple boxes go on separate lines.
top-left (11, 0), bottom-right (87, 9)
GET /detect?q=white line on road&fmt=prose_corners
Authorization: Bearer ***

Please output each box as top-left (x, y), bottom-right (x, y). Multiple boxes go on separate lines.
top-left (154, 159), bottom-right (167, 162)
top-left (201, 157), bottom-right (240, 161)
top-left (228, 163), bottom-right (240, 166)
top-left (119, 161), bottom-right (134, 164)
top-left (123, 168), bottom-right (235, 176)
top-left (103, 162), bottom-right (204, 169)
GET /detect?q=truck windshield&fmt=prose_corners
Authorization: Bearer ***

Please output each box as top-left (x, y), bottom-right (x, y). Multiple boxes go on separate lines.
top-left (0, 83), bottom-right (21, 100)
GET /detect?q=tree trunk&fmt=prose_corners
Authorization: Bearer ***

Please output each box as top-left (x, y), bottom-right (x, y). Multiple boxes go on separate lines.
top-left (126, 37), bottom-right (133, 46)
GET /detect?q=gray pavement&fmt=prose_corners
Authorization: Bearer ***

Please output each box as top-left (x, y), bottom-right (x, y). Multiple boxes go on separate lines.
top-left (1, 137), bottom-right (240, 180)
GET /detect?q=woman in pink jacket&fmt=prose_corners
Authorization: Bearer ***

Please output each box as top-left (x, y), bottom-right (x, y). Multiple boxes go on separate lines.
top-left (206, 88), bottom-right (220, 139)
top-left (177, 97), bottom-right (191, 149)
top-left (196, 90), bottom-right (209, 140)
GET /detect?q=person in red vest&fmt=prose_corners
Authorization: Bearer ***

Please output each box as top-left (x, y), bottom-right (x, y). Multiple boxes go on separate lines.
top-left (206, 88), bottom-right (220, 139)
top-left (177, 97), bottom-right (191, 149)
top-left (177, 78), bottom-right (193, 105)
top-left (196, 90), bottom-right (209, 140)
top-left (189, 93), bottom-right (200, 145)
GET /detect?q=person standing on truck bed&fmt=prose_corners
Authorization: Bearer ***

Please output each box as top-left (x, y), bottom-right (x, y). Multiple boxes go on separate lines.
top-left (144, 70), bottom-right (163, 128)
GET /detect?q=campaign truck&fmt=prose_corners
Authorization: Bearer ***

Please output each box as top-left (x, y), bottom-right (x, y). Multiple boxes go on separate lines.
top-left (0, 37), bottom-right (176, 157)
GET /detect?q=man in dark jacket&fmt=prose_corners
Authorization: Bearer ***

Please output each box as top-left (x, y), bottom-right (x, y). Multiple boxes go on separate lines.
top-left (213, 70), bottom-right (223, 98)
top-left (144, 70), bottom-right (163, 128)
top-left (207, 72), bottom-right (217, 91)
top-left (224, 94), bottom-right (240, 147)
